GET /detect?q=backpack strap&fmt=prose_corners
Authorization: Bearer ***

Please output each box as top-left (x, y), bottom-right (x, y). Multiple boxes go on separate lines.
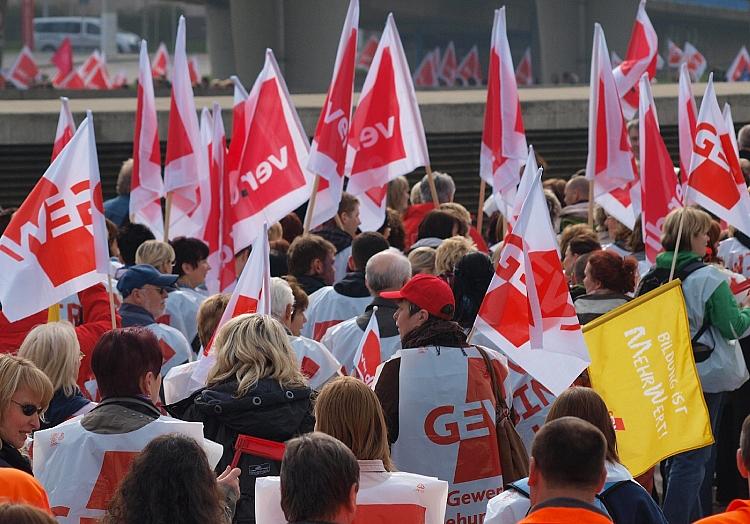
top-left (505, 478), bottom-right (531, 498)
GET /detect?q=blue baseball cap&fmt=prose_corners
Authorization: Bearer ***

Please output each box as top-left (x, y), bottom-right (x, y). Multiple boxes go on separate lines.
top-left (116, 264), bottom-right (179, 297)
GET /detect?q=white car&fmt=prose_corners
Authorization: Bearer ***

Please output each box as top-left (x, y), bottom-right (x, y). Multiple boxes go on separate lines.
top-left (34, 17), bottom-right (140, 53)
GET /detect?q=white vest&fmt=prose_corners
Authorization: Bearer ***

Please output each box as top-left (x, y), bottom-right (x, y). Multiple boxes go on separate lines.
top-left (255, 459), bottom-right (448, 524)
top-left (34, 415), bottom-right (219, 523)
top-left (388, 346), bottom-right (509, 524)
top-left (719, 237), bottom-right (750, 278)
top-left (321, 316), bottom-right (402, 375)
top-left (301, 286), bottom-right (371, 341)
top-left (288, 335), bottom-right (341, 390)
top-left (334, 245), bottom-right (352, 283)
top-left (163, 287), bottom-right (208, 345)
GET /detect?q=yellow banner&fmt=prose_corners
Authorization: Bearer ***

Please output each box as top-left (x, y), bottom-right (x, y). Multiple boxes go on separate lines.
top-left (582, 280), bottom-right (713, 477)
top-left (47, 304), bottom-right (60, 323)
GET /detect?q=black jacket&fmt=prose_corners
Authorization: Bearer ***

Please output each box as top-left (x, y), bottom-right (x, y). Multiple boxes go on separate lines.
top-left (0, 441), bottom-right (33, 474)
top-left (180, 378), bottom-right (315, 524)
top-left (295, 275), bottom-right (327, 296)
top-left (41, 388), bottom-right (92, 430)
top-left (333, 270), bottom-right (369, 298)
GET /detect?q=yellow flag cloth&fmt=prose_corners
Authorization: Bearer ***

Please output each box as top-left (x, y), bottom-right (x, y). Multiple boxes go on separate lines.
top-left (47, 304), bottom-right (60, 322)
top-left (582, 280), bottom-right (713, 477)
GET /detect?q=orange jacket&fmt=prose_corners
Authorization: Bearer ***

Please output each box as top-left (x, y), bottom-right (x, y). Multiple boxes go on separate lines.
top-left (0, 467), bottom-right (52, 513)
top-left (519, 498), bottom-right (612, 524)
top-left (695, 499), bottom-right (750, 524)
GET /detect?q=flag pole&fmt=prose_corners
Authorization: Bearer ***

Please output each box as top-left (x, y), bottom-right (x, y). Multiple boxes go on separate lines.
top-left (163, 192), bottom-right (172, 242)
top-left (425, 164), bottom-right (440, 208)
top-left (668, 187), bottom-right (691, 282)
top-left (106, 272), bottom-right (117, 330)
top-left (303, 175), bottom-right (321, 234)
top-left (476, 179), bottom-right (486, 234)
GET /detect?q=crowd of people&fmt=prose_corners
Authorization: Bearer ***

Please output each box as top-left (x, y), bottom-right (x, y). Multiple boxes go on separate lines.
top-left (3, 126), bottom-right (750, 524)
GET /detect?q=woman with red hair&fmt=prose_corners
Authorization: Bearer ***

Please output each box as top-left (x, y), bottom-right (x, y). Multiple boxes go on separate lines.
top-left (574, 250), bottom-right (638, 325)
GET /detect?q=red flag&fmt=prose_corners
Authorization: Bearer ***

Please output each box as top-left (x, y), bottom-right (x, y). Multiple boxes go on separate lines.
top-left (638, 74), bottom-right (682, 264)
top-left (480, 7), bottom-right (527, 219)
top-left (357, 35), bottom-right (378, 71)
top-left (305, 0), bottom-right (359, 231)
top-left (683, 42), bottom-right (707, 82)
top-left (130, 40), bottom-right (164, 240)
top-left (164, 16), bottom-right (206, 239)
top-left (726, 46), bottom-right (750, 82)
top-left (678, 63), bottom-right (698, 184)
top-left (344, 14), bottom-right (429, 231)
top-left (515, 47), bottom-right (532, 86)
top-left (686, 74), bottom-right (750, 236)
top-left (52, 97), bottom-right (76, 162)
top-left (192, 223), bottom-right (271, 387)
top-left (413, 50), bottom-right (439, 88)
top-left (204, 103), bottom-right (227, 295)
top-left (612, 0), bottom-right (658, 120)
top-left (231, 50), bottom-right (313, 251)
top-left (51, 38), bottom-right (73, 80)
top-left (667, 39), bottom-right (683, 68)
top-left (188, 56), bottom-right (201, 86)
top-left (78, 51), bottom-right (103, 81)
top-left (471, 170), bottom-right (589, 396)
top-left (7, 46), bottom-right (39, 89)
top-left (55, 70), bottom-right (86, 90)
top-left (439, 41), bottom-right (457, 86)
top-left (85, 62), bottom-right (111, 90)
top-left (151, 42), bottom-right (170, 79)
top-left (457, 45), bottom-right (482, 86)
top-left (586, 24), bottom-right (639, 229)
top-left (0, 113), bottom-right (109, 321)
top-left (353, 307), bottom-right (381, 386)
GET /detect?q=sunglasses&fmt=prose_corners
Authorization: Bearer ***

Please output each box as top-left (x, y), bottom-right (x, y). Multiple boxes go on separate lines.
top-left (11, 399), bottom-right (44, 418)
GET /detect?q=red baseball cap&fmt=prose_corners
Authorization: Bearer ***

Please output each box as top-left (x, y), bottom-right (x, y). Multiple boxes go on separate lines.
top-left (380, 274), bottom-right (455, 320)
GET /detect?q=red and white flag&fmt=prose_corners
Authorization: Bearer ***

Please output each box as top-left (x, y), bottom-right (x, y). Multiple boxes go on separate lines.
top-left (638, 74), bottom-right (682, 264)
top-left (130, 40), bottom-right (165, 240)
top-left (479, 7), bottom-right (527, 220)
top-left (678, 62), bottom-right (698, 184)
top-left (193, 107), bottom-right (215, 244)
top-left (110, 71), bottom-right (127, 89)
top-left (79, 51), bottom-right (102, 80)
top-left (439, 41), bottom-right (457, 86)
top-left (612, 0), bottom-right (658, 120)
top-left (414, 49), bottom-right (439, 88)
top-left (0, 112), bottom-right (109, 322)
top-left (205, 103), bottom-right (227, 295)
top-left (684, 42), bottom-right (707, 82)
top-left (610, 51), bottom-right (623, 68)
top-left (55, 69), bottom-right (86, 90)
top-left (51, 97), bottom-right (76, 162)
top-left (457, 45), bottom-right (482, 86)
top-left (515, 47), bottom-right (533, 86)
top-left (471, 171), bottom-right (589, 395)
top-left (352, 306), bottom-right (381, 386)
top-left (727, 46), bottom-right (750, 82)
top-left (305, 0), bottom-right (359, 230)
top-left (686, 74), bottom-right (750, 236)
top-left (152, 42), bottom-right (170, 79)
top-left (188, 56), bottom-right (201, 86)
top-left (164, 16), bottom-right (206, 240)
top-left (357, 34), bottom-right (379, 71)
top-left (193, 224), bottom-right (271, 384)
top-left (231, 49), bottom-right (314, 250)
top-left (344, 14), bottom-right (429, 231)
top-left (586, 23), bottom-right (639, 229)
top-left (6, 46), bottom-right (39, 89)
top-left (667, 39), bottom-right (683, 68)
top-left (85, 63), bottom-right (111, 90)
top-left (51, 38), bottom-right (73, 86)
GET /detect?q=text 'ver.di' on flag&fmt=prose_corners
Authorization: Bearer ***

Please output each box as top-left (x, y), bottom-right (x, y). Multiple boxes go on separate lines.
top-left (0, 112), bottom-right (109, 321)
top-left (583, 280), bottom-right (712, 476)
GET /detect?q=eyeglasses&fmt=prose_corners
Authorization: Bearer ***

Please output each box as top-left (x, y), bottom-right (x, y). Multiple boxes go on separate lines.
top-left (143, 285), bottom-right (169, 296)
top-left (11, 399), bottom-right (44, 417)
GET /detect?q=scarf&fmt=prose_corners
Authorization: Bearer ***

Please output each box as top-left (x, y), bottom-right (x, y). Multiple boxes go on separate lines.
top-left (401, 317), bottom-right (468, 349)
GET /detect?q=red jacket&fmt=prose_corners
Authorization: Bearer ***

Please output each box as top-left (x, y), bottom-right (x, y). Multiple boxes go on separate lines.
top-left (402, 203), bottom-right (489, 253)
top-left (0, 284), bottom-right (120, 389)
top-left (696, 499), bottom-right (750, 524)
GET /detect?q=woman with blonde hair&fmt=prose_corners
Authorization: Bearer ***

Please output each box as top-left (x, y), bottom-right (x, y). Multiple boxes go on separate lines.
top-left (135, 240), bottom-right (175, 275)
top-left (255, 376), bottom-right (450, 523)
top-left (407, 246), bottom-right (436, 276)
top-left (434, 235), bottom-right (476, 278)
top-left (485, 387), bottom-right (666, 524)
top-left (0, 354), bottom-right (53, 473)
top-left (180, 314), bottom-right (314, 523)
top-left (18, 322), bottom-right (95, 430)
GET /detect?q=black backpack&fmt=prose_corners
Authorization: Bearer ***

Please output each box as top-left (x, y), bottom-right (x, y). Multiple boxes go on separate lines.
top-left (636, 260), bottom-right (713, 363)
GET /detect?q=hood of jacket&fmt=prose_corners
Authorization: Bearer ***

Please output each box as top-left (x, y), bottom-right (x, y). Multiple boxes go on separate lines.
top-left (333, 270), bottom-right (369, 298)
top-left (192, 379), bottom-right (313, 440)
top-left (314, 225), bottom-right (353, 254)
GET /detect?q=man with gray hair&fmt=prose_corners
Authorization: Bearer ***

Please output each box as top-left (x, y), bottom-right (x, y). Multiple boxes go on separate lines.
top-left (738, 124), bottom-right (750, 161)
top-left (321, 250), bottom-right (411, 375)
top-left (403, 171), bottom-right (457, 249)
top-left (269, 277), bottom-right (341, 390)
